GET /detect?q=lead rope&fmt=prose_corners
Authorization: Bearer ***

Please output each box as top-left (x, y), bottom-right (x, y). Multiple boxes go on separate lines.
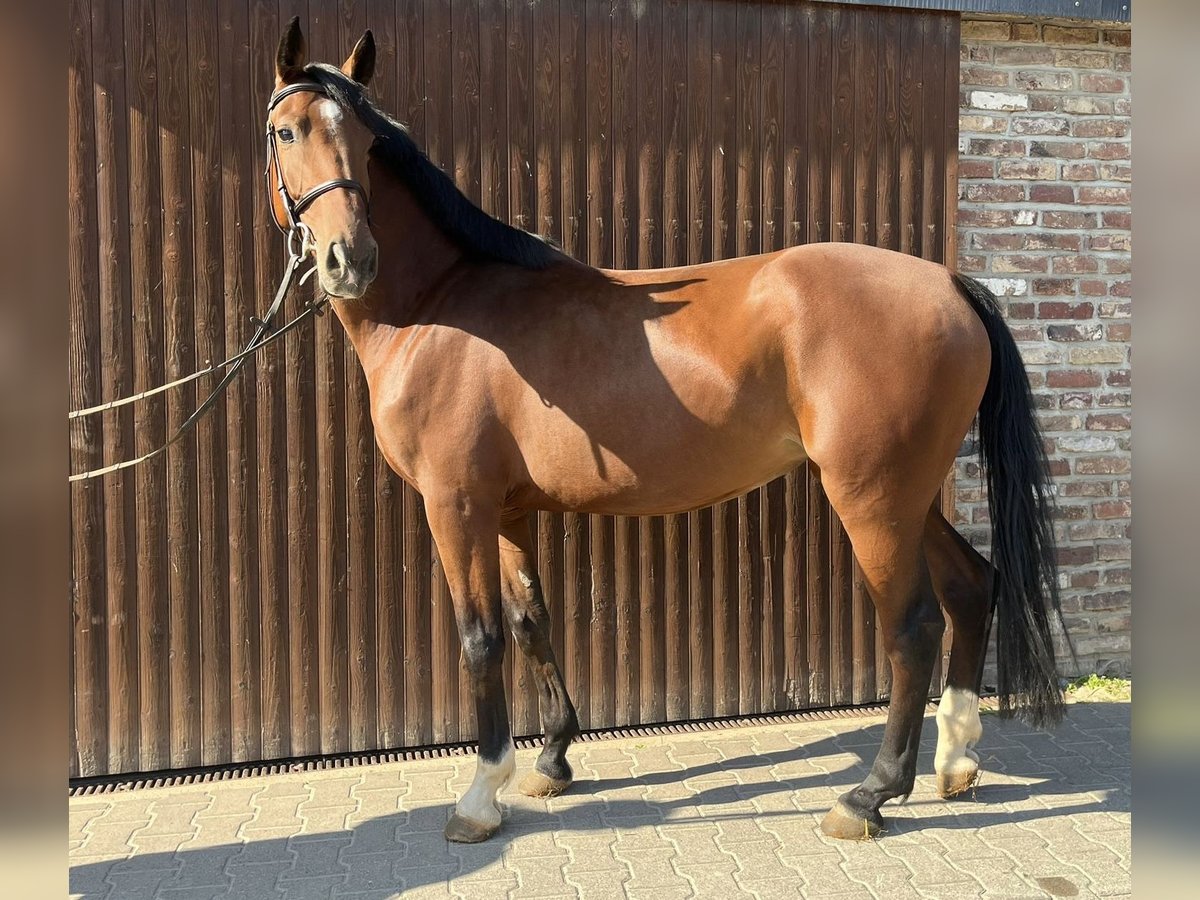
top-left (67, 243), bottom-right (321, 483)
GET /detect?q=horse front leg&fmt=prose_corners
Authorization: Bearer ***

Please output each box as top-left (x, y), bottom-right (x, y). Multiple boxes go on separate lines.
top-left (424, 491), bottom-right (514, 844)
top-left (499, 515), bottom-right (580, 798)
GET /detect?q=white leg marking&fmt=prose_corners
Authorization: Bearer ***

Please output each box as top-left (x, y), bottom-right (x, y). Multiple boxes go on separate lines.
top-left (935, 687), bottom-right (983, 779)
top-left (457, 740), bottom-right (516, 828)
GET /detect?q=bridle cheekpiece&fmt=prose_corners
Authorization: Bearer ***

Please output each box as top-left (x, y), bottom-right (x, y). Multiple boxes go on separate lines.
top-left (265, 80), bottom-right (370, 255)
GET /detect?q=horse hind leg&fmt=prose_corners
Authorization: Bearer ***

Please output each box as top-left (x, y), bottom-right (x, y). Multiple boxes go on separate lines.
top-left (925, 508), bottom-right (995, 799)
top-left (499, 517), bottom-right (580, 798)
top-left (816, 503), bottom-right (945, 840)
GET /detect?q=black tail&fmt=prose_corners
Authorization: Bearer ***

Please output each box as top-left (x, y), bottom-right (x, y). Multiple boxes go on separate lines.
top-left (954, 273), bottom-right (1067, 729)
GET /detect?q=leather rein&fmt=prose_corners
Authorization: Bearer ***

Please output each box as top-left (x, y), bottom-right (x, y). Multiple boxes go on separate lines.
top-left (68, 81), bottom-right (367, 483)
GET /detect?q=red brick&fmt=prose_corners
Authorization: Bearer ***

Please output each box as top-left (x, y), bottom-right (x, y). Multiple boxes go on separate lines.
top-left (1087, 141), bottom-right (1130, 160)
top-left (1102, 211), bottom-right (1131, 229)
top-left (1007, 301), bottom-right (1035, 319)
top-left (1107, 323), bottom-right (1131, 341)
top-left (1114, 53), bottom-right (1132, 73)
top-left (1099, 163), bottom-right (1132, 182)
top-left (1088, 233), bottom-right (1131, 252)
top-left (1033, 278), bottom-right (1077, 296)
top-left (1103, 568), bottom-right (1132, 586)
top-left (1099, 391), bottom-right (1131, 407)
top-left (1081, 74), bottom-right (1126, 93)
top-left (1062, 96), bottom-right (1114, 116)
top-left (1053, 50), bottom-right (1113, 69)
top-left (1047, 458), bottom-right (1071, 477)
top-left (973, 233), bottom-right (1024, 251)
top-left (1071, 570), bottom-right (1100, 589)
top-left (1110, 280), bottom-right (1132, 297)
top-left (959, 159), bottom-right (996, 179)
top-left (1030, 185), bottom-right (1075, 204)
top-left (1080, 590), bottom-right (1131, 611)
top-left (1106, 369), bottom-right (1131, 387)
top-left (1060, 391), bottom-right (1093, 410)
top-left (1011, 116), bottom-right (1070, 136)
top-left (1016, 70), bottom-right (1074, 91)
top-left (993, 255), bottom-right (1049, 273)
top-left (959, 208), bottom-right (1021, 228)
top-left (1046, 369), bottom-right (1101, 388)
top-left (1075, 456), bottom-right (1130, 475)
top-left (962, 66), bottom-right (1012, 87)
top-left (1087, 413), bottom-right (1131, 431)
top-left (962, 19), bottom-right (1013, 41)
top-left (1097, 542), bottom-right (1131, 561)
top-left (998, 160), bottom-right (1058, 180)
top-left (1079, 280), bottom-right (1108, 297)
top-left (965, 183), bottom-right (1026, 203)
top-left (1052, 504), bottom-right (1090, 521)
top-left (1057, 546), bottom-right (1096, 566)
top-left (960, 114), bottom-right (1009, 134)
top-left (1031, 140), bottom-right (1087, 159)
top-left (968, 138), bottom-right (1029, 157)
top-left (1080, 186), bottom-right (1131, 205)
top-left (1073, 119), bottom-right (1130, 138)
top-left (1026, 232), bottom-right (1081, 251)
top-left (957, 254), bottom-right (986, 273)
top-left (1028, 94), bottom-right (1061, 112)
top-left (994, 46), bottom-right (1056, 66)
top-left (1010, 325), bottom-right (1045, 342)
top-left (1048, 323), bottom-right (1103, 342)
top-left (1052, 256), bottom-right (1100, 274)
top-left (1012, 22), bottom-right (1040, 42)
top-left (1043, 25), bottom-right (1100, 45)
top-left (1062, 480), bottom-right (1110, 497)
top-left (1106, 257), bottom-right (1132, 275)
top-left (1043, 211), bottom-right (1096, 229)
top-left (1103, 29), bottom-right (1131, 48)
top-left (1038, 302), bottom-right (1094, 320)
top-left (1099, 301), bottom-right (1131, 318)
top-left (1062, 163), bottom-right (1099, 181)
top-left (1094, 500), bottom-right (1131, 519)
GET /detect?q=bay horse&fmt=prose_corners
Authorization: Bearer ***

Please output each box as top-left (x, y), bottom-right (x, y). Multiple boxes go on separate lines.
top-left (265, 20), bottom-right (1063, 843)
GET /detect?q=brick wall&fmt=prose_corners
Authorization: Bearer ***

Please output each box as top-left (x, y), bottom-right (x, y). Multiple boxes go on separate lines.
top-left (956, 16), bottom-right (1131, 680)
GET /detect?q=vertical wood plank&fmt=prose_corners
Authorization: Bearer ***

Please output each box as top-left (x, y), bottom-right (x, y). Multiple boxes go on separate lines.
top-left (218, 0), bottom-right (261, 764)
top-left (249, 0), bottom-right (290, 761)
top-left (125, 0), bottom-right (169, 771)
top-left (155, 0), bottom-right (202, 770)
top-left (69, 0), bottom-right (108, 777)
top-left (93, 0), bottom-right (140, 777)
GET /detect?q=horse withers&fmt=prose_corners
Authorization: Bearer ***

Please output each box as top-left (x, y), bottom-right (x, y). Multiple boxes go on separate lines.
top-left (264, 19), bottom-right (1064, 843)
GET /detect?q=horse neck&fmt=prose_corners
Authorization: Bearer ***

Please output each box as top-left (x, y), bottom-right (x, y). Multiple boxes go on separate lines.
top-left (329, 159), bottom-right (465, 371)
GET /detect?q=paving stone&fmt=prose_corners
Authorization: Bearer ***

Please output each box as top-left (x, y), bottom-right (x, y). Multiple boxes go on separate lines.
top-left (68, 703), bottom-right (1131, 900)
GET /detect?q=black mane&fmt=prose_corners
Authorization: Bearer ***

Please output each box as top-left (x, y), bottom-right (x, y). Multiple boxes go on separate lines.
top-left (304, 64), bottom-right (560, 270)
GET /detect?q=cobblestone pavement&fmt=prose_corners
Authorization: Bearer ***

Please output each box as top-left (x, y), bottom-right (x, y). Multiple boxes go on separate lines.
top-left (69, 700), bottom-right (1130, 899)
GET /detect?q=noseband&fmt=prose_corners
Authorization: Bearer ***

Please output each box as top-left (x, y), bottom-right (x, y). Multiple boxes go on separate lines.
top-left (265, 81), bottom-right (370, 249)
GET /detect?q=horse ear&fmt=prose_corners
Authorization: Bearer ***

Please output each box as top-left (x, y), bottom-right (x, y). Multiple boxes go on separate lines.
top-left (342, 30), bottom-right (375, 86)
top-left (276, 16), bottom-right (306, 82)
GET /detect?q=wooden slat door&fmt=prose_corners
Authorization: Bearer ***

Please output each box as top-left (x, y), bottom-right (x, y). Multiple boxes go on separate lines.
top-left (69, 0), bottom-right (960, 777)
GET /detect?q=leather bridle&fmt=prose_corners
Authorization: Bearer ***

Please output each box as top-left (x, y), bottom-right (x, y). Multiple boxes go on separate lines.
top-left (265, 80), bottom-right (370, 253)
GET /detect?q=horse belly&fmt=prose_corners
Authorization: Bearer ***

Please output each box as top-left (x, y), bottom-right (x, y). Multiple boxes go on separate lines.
top-left (511, 387), bottom-right (806, 517)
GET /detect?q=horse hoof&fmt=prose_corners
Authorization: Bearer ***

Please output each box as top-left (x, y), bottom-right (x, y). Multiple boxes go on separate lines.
top-left (937, 765), bottom-right (980, 799)
top-left (820, 801), bottom-right (884, 841)
top-left (444, 813), bottom-right (499, 844)
top-left (518, 770), bottom-right (572, 799)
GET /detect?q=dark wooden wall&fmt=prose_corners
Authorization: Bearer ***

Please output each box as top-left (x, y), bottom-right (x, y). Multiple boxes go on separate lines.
top-left (69, 0), bottom-right (960, 778)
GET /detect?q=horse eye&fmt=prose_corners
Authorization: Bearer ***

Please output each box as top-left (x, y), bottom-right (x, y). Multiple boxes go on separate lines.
top-left (278, 127), bottom-right (295, 143)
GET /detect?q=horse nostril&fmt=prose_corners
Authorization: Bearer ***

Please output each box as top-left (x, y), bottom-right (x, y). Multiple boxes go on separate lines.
top-left (326, 243), bottom-right (347, 276)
